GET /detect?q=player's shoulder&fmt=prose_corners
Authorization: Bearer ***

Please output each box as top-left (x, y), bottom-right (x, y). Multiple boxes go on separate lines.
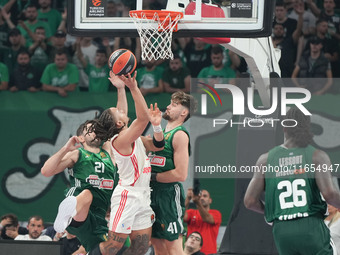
top-left (255, 152), bottom-right (269, 166)
top-left (173, 129), bottom-right (189, 141)
top-left (312, 148), bottom-right (331, 164)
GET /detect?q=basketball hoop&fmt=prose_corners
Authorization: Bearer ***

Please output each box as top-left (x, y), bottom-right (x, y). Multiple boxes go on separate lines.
top-left (129, 10), bottom-right (183, 61)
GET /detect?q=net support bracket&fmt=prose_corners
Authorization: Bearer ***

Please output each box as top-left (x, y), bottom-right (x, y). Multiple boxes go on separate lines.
top-left (219, 37), bottom-right (281, 108)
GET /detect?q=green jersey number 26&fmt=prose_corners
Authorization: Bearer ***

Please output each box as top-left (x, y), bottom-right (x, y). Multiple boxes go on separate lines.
top-left (278, 179), bottom-right (307, 209)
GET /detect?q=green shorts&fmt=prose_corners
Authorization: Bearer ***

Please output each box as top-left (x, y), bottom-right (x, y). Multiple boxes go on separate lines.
top-left (273, 216), bottom-right (334, 255)
top-left (151, 182), bottom-right (185, 241)
top-left (67, 209), bottom-right (108, 252)
top-left (64, 187), bottom-right (109, 252)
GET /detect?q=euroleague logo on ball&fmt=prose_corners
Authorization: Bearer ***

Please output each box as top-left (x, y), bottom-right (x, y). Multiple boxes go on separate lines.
top-left (92, 0), bottom-right (101, 7)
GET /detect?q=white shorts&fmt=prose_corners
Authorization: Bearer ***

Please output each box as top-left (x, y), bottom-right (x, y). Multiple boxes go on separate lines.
top-left (109, 185), bottom-right (155, 234)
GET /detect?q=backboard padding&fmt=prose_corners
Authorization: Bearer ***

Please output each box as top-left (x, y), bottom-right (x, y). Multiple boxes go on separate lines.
top-left (67, 0), bottom-right (275, 38)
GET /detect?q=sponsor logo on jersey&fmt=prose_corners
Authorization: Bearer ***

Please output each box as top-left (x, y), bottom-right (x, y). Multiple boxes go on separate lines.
top-left (143, 166), bottom-right (151, 173)
top-left (150, 156), bottom-right (166, 167)
top-left (86, 175), bottom-right (114, 189)
top-left (165, 133), bottom-right (171, 140)
top-left (100, 152), bottom-right (106, 158)
top-left (151, 213), bottom-right (155, 224)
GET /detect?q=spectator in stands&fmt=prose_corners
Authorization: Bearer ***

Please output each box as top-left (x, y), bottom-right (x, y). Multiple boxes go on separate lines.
top-left (29, 26), bottom-right (53, 76)
top-left (2, 0), bottom-right (31, 25)
top-left (162, 53), bottom-right (191, 93)
top-left (197, 45), bottom-right (236, 84)
top-left (43, 225), bottom-right (56, 240)
top-left (41, 49), bottom-right (79, 97)
top-left (273, 1), bottom-right (298, 37)
top-left (0, 28), bottom-right (27, 74)
top-left (325, 204), bottom-right (340, 254)
top-left (136, 58), bottom-right (164, 96)
top-left (306, 0), bottom-right (340, 40)
top-left (14, 215), bottom-right (52, 241)
top-left (183, 38), bottom-right (212, 78)
top-left (285, 0), bottom-right (296, 13)
top-left (107, 0), bottom-right (119, 17)
top-left (184, 232), bottom-right (205, 255)
top-left (0, 8), bottom-right (16, 47)
top-left (53, 231), bottom-right (86, 255)
top-left (72, 37), bottom-right (98, 91)
top-left (306, 18), bottom-right (340, 77)
top-left (289, 0), bottom-right (317, 37)
top-left (184, 188), bottom-right (222, 255)
top-left (49, 30), bottom-right (75, 63)
top-left (292, 36), bottom-right (333, 94)
top-left (75, 38), bottom-right (110, 93)
top-left (0, 213), bottom-right (28, 239)
top-left (9, 49), bottom-right (41, 92)
top-left (0, 59), bottom-right (9, 91)
top-left (272, 7), bottom-right (303, 78)
top-left (17, 4), bottom-right (52, 47)
top-left (37, 0), bottom-right (62, 35)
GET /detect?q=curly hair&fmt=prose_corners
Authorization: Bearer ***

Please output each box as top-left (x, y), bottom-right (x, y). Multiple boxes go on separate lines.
top-left (171, 91), bottom-right (198, 122)
top-left (285, 107), bottom-right (313, 147)
top-left (89, 108), bottom-right (124, 142)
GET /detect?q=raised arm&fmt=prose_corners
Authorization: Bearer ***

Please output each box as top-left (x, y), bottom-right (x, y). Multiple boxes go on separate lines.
top-left (141, 103), bottom-right (164, 152)
top-left (292, 7), bottom-right (304, 44)
top-left (41, 136), bottom-right (81, 177)
top-left (108, 71), bottom-right (127, 114)
top-left (244, 153), bottom-right (267, 214)
top-left (154, 131), bottom-right (189, 183)
top-left (75, 37), bottom-right (88, 69)
top-left (306, 0), bottom-right (321, 17)
top-left (114, 72), bottom-right (149, 152)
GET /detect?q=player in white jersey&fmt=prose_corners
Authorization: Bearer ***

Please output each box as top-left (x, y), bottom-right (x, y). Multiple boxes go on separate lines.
top-left (88, 72), bottom-right (165, 255)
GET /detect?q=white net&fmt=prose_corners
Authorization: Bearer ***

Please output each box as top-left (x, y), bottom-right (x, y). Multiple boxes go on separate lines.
top-left (130, 11), bottom-right (183, 61)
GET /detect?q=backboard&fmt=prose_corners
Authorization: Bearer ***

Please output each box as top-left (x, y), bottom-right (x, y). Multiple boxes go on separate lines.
top-left (67, 0), bottom-right (275, 38)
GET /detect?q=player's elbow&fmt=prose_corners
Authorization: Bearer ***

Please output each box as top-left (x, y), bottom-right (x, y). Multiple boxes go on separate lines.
top-left (175, 173), bottom-right (187, 182)
top-left (323, 188), bottom-right (340, 205)
top-left (244, 196), bottom-right (257, 210)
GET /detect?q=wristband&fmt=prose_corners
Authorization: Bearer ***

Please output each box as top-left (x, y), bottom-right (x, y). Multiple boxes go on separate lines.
top-left (153, 135), bottom-right (165, 148)
top-left (151, 172), bottom-right (158, 182)
top-left (152, 124), bottom-right (163, 133)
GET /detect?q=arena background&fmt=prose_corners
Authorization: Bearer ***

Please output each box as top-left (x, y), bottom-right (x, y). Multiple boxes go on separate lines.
top-left (1, 91), bottom-right (339, 228)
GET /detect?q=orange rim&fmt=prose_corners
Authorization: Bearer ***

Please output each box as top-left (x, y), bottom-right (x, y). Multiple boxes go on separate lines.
top-left (129, 10), bottom-right (183, 21)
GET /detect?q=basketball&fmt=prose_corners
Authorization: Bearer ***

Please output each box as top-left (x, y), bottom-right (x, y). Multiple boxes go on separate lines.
top-left (108, 49), bottom-right (137, 76)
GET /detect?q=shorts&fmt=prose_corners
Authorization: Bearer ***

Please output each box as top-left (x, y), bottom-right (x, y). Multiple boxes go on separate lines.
top-left (273, 216), bottom-right (336, 255)
top-left (67, 209), bottom-right (108, 252)
top-left (109, 185), bottom-right (155, 234)
top-left (151, 183), bottom-right (185, 241)
top-left (65, 186), bottom-right (110, 252)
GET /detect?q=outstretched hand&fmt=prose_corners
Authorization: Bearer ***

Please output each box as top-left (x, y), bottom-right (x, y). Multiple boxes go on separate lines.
top-left (65, 136), bottom-right (82, 151)
top-left (108, 71), bottom-right (125, 89)
top-left (118, 71), bottom-right (138, 90)
top-left (149, 103), bottom-right (162, 126)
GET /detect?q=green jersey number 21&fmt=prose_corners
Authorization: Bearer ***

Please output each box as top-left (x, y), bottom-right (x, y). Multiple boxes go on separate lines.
top-left (95, 162), bottom-right (105, 173)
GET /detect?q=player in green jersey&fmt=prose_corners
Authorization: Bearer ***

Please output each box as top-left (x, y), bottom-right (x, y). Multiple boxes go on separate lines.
top-left (41, 72), bottom-right (127, 252)
top-left (41, 119), bottom-right (116, 252)
top-left (244, 107), bottom-right (340, 254)
top-left (149, 91), bottom-right (198, 255)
